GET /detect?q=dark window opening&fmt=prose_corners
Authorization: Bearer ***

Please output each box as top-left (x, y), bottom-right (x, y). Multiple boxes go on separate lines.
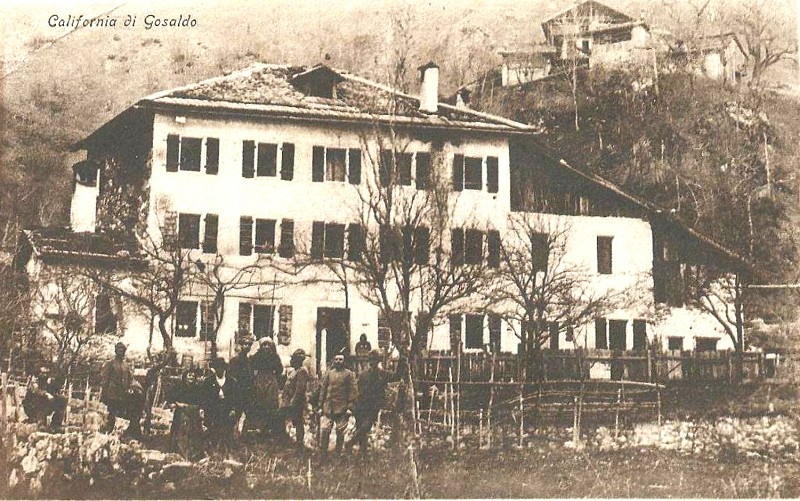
top-left (176, 301), bottom-right (198, 338)
top-left (464, 157), bottom-right (483, 190)
top-left (178, 213), bottom-right (201, 249)
top-left (253, 304), bottom-right (275, 339)
top-left (668, 337), bottom-right (683, 351)
top-left (312, 146), bottom-right (325, 182)
top-left (255, 219), bottom-right (276, 254)
top-left (326, 148), bottom-right (347, 182)
top-left (179, 137), bottom-right (202, 172)
top-left (465, 314), bottom-right (484, 349)
top-left (609, 319), bottom-right (627, 351)
top-left (633, 319), bottom-right (647, 351)
top-left (398, 153), bottom-right (413, 186)
top-left (465, 229), bottom-right (483, 265)
top-left (347, 224), bottom-right (364, 262)
top-left (597, 236), bottom-right (613, 274)
top-left (95, 293), bottom-right (116, 335)
top-left (257, 142), bottom-right (278, 177)
top-left (380, 226), bottom-right (402, 263)
top-left (238, 302), bottom-right (252, 334)
top-left (696, 338), bottom-right (718, 352)
top-left (325, 223), bottom-right (345, 259)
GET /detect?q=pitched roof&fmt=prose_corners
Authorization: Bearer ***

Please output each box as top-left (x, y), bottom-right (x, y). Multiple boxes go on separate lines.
top-left (541, 0), bottom-right (634, 27)
top-left (21, 227), bottom-right (143, 266)
top-left (136, 63), bottom-right (534, 134)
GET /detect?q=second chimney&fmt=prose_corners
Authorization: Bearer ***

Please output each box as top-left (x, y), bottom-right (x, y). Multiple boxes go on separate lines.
top-left (418, 62), bottom-right (439, 113)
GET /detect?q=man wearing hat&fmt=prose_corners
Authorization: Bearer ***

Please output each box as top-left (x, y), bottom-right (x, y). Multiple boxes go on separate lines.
top-left (280, 348), bottom-right (311, 450)
top-left (353, 349), bottom-right (394, 452)
top-left (100, 342), bottom-right (134, 434)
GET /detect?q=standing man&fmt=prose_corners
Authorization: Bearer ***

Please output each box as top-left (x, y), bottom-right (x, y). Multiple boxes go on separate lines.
top-left (228, 334), bottom-right (254, 436)
top-left (101, 342), bottom-right (134, 434)
top-left (199, 358), bottom-right (240, 456)
top-left (280, 349), bottom-right (310, 451)
top-left (317, 352), bottom-right (356, 453)
top-left (353, 349), bottom-right (393, 453)
top-left (250, 338), bottom-right (284, 439)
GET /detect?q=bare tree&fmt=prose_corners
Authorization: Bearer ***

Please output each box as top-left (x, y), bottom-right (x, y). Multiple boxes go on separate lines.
top-left (733, 0), bottom-right (796, 84)
top-left (685, 265), bottom-right (747, 352)
top-left (484, 213), bottom-right (634, 381)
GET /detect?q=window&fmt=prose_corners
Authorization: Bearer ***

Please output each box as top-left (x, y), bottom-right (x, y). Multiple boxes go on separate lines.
top-left (531, 233), bottom-right (549, 273)
top-left (595, 318), bottom-right (608, 349)
top-left (179, 137), bottom-right (201, 171)
top-left (451, 228), bottom-right (465, 267)
top-left (238, 302), bottom-right (276, 339)
top-left (397, 153), bottom-right (413, 186)
top-left (278, 219), bottom-right (295, 258)
top-left (488, 314), bottom-right (502, 352)
top-left (597, 236), bottom-right (613, 274)
top-left (311, 222), bottom-right (345, 259)
top-left (176, 301), bottom-right (198, 337)
top-left (696, 338), bottom-right (718, 352)
top-left (313, 146), bottom-right (361, 184)
top-left (668, 336), bottom-right (683, 351)
top-left (255, 219), bottom-right (276, 254)
top-left (633, 319), bottom-right (647, 351)
top-left (166, 135), bottom-right (216, 173)
top-left (381, 150), bottom-right (430, 189)
top-left (199, 301), bottom-right (216, 341)
top-left (178, 213), bottom-right (201, 249)
top-left (609, 319), bottom-right (627, 351)
top-left (95, 293), bottom-right (116, 335)
top-left (400, 226), bottom-right (430, 265)
top-left (452, 154), bottom-right (495, 191)
top-left (465, 314), bottom-right (484, 349)
top-left (464, 229), bottom-right (483, 265)
top-left (464, 157), bottom-right (483, 190)
top-left (257, 142), bottom-right (278, 177)
top-left (549, 322), bottom-right (560, 350)
top-left (380, 226), bottom-right (402, 263)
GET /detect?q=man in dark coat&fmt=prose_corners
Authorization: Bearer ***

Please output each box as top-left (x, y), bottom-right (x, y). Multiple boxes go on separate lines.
top-left (280, 349), bottom-right (310, 450)
top-left (228, 334), bottom-right (254, 436)
top-left (317, 353), bottom-right (356, 453)
top-left (198, 358), bottom-right (240, 456)
top-left (101, 342), bottom-right (134, 434)
top-left (353, 349), bottom-right (394, 452)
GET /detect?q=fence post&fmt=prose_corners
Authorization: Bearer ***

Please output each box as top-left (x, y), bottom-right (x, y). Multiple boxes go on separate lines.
top-left (64, 381), bottom-right (73, 428)
top-left (1, 373), bottom-right (8, 434)
top-left (572, 395), bottom-right (579, 444)
top-left (83, 378), bottom-right (91, 427)
top-left (479, 408), bottom-right (483, 449)
top-left (657, 388), bottom-right (662, 426)
top-left (646, 348), bottom-right (653, 383)
top-left (614, 388), bottom-right (621, 438)
top-left (518, 385), bottom-right (524, 448)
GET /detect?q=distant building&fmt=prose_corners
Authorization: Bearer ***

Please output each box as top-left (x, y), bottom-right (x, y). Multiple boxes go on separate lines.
top-left (673, 32), bottom-right (749, 83)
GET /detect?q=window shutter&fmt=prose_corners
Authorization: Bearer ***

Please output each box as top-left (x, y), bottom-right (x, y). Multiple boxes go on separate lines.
top-left (203, 213), bottom-right (218, 254)
top-left (278, 305), bottom-right (292, 345)
top-left (311, 221), bottom-right (325, 259)
top-left (398, 153), bottom-right (413, 186)
top-left (166, 134), bottom-right (180, 172)
top-left (348, 148), bottom-right (361, 185)
top-left (95, 293), bottom-right (117, 335)
top-left (199, 301), bottom-right (216, 341)
top-left (449, 314), bottom-right (463, 352)
top-left (242, 140), bottom-right (255, 178)
top-left (240, 216), bottom-right (253, 256)
top-left (257, 143), bottom-right (278, 177)
top-left (489, 314), bottom-right (502, 353)
top-left (279, 219), bottom-right (295, 258)
top-left (452, 154), bottom-right (464, 191)
top-left (549, 322), bottom-right (560, 350)
top-left (347, 224), bottom-right (364, 262)
top-left (595, 318), bottom-right (608, 349)
top-left (487, 230), bottom-right (501, 268)
top-left (633, 319), bottom-right (647, 351)
top-left (486, 156), bottom-right (499, 193)
top-left (255, 219), bottom-right (276, 254)
top-left (163, 211), bottom-right (178, 250)
top-left (414, 226), bottom-right (430, 265)
top-left (205, 138), bottom-right (219, 175)
top-left (238, 302), bottom-right (252, 334)
top-left (312, 146), bottom-right (325, 182)
top-left (379, 150), bottom-right (393, 186)
top-left (415, 152), bottom-right (430, 190)
top-left (451, 228), bottom-right (465, 267)
top-left (281, 143), bottom-right (295, 180)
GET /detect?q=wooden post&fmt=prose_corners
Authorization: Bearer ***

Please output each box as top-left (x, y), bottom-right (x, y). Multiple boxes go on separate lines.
top-left (1, 373), bottom-right (8, 434)
top-left (456, 343), bottom-right (462, 448)
top-left (487, 352), bottom-right (496, 448)
top-left (646, 348), bottom-right (653, 383)
top-left (448, 367), bottom-right (455, 448)
top-left (614, 388), bottom-right (621, 438)
top-left (479, 408), bottom-right (484, 449)
top-left (572, 396), bottom-right (579, 444)
top-left (64, 381), bottom-right (73, 428)
top-left (12, 382), bottom-right (21, 424)
top-left (83, 378), bottom-right (91, 427)
top-left (657, 388), bottom-right (662, 426)
top-left (518, 385), bottom-right (524, 448)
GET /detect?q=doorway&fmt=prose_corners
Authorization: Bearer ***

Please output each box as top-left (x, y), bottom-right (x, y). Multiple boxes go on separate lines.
top-left (316, 307), bottom-right (350, 374)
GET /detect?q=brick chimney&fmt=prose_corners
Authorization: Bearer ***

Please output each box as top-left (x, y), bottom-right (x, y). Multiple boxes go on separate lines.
top-left (418, 62), bottom-right (439, 114)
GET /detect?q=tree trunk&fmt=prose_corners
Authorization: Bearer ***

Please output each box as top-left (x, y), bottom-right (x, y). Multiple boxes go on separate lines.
top-left (158, 316), bottom-right (173, 351)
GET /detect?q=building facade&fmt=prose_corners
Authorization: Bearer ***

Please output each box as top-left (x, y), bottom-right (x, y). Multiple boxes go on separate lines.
top-left (19, 62), bottom-right (746, 375)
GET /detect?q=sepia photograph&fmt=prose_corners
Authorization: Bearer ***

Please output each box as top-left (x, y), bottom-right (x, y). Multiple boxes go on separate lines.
top-left (1, 0), bottom-right (799, 497)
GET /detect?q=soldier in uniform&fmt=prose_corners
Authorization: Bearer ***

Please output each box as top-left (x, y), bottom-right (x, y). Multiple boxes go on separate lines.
top-left (353, 349), bottom-right (394, 452)
top-left (198, 358), bottom-right (240, 455)
top-left (228, 334), bottom-right (254, 436)
top-left (280, 349), bottom-right (310, 450)
top-left (317, 352), bottom-right (357, 453)
top-left (100, 342), bottom-right (134, 434)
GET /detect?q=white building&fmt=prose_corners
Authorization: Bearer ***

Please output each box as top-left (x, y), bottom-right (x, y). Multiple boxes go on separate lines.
top-left (18, 62), bottom-right (747, 374)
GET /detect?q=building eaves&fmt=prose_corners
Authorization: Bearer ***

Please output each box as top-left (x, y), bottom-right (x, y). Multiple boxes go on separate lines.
top-left (22, 228), bottom-right (145, 268)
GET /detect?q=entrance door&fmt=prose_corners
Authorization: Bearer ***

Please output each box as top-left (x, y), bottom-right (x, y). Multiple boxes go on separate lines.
top-left (316, 307), bottom-right (350, 374)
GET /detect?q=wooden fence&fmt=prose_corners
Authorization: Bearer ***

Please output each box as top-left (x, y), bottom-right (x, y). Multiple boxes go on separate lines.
top-left (411, 349), bottom-right (764, 385)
